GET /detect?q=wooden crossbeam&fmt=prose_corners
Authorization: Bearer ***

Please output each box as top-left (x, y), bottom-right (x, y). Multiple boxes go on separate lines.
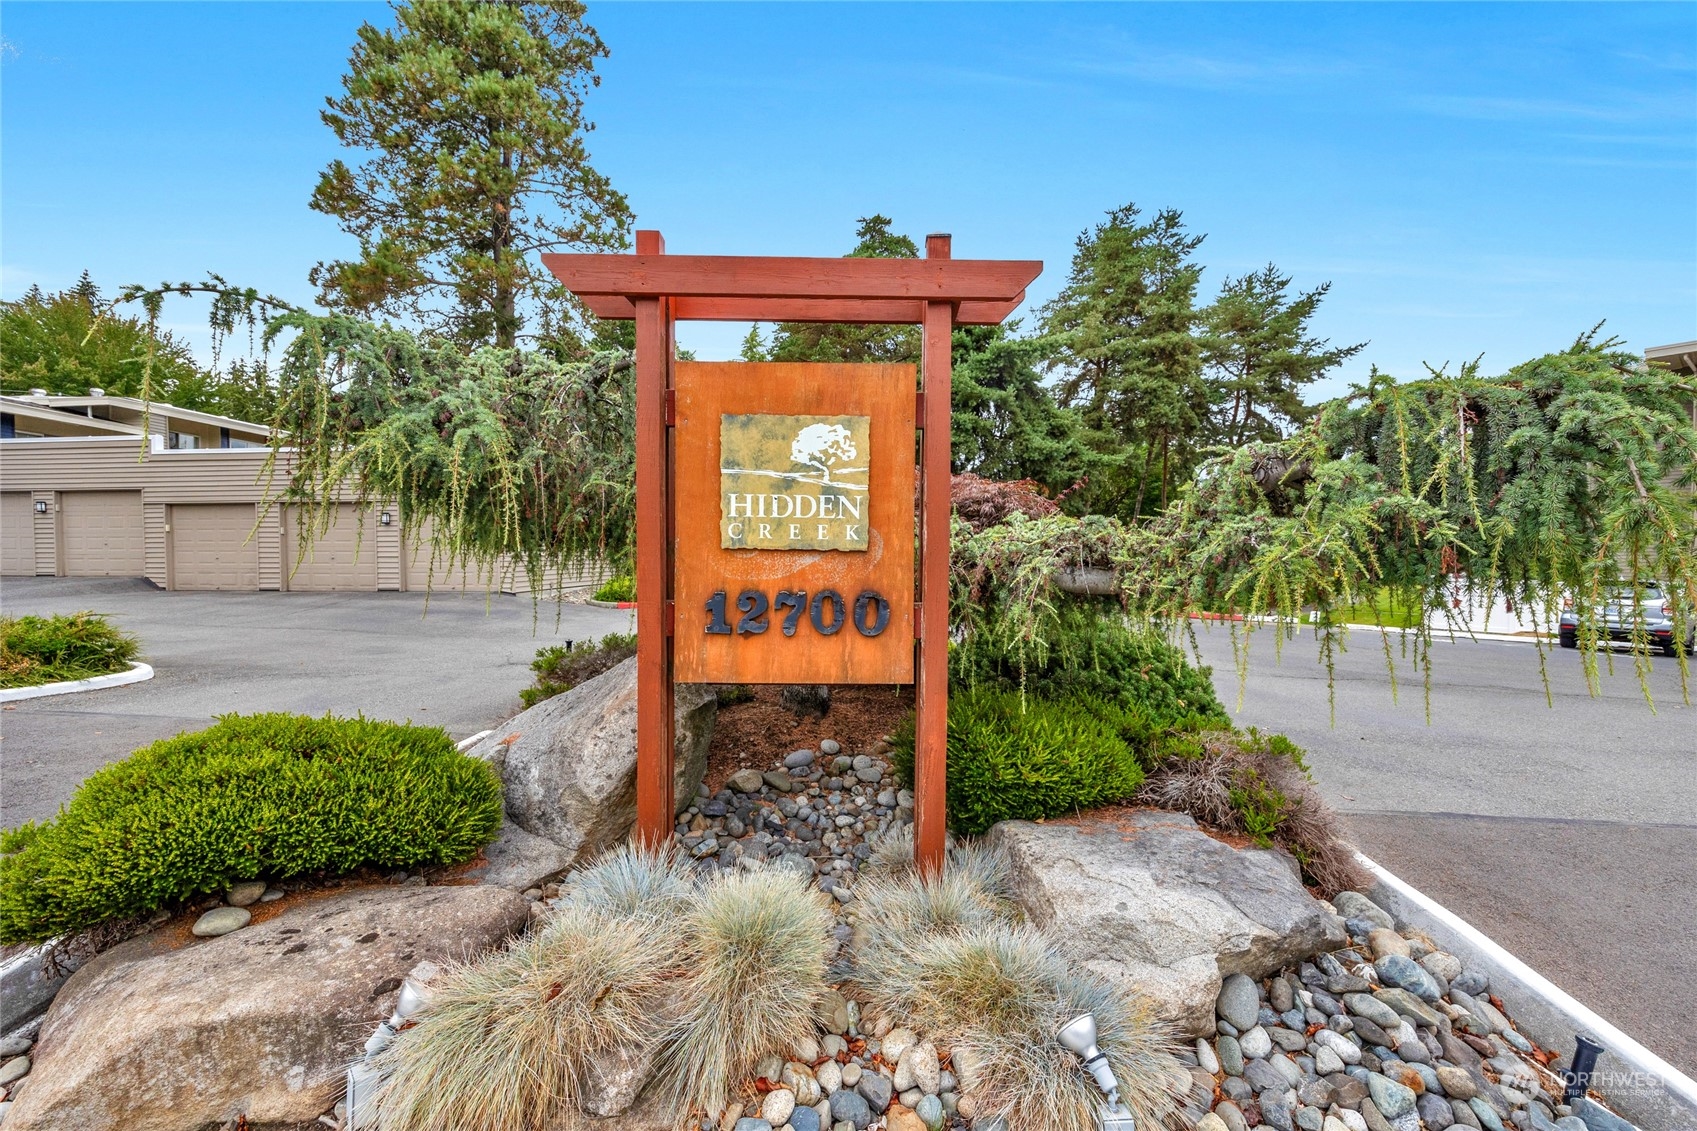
top-left (575, 292), bottom-right (1026, 325)
top-left (544, 253), bottom-right (1040, 304)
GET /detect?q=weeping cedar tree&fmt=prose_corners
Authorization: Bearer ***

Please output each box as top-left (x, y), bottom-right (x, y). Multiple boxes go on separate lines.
top-left (107, 272), bottom-right (1694, 709)
top-left (310, 0), bottom-right (630, 351)
top-left (952, 330), bottom-right (1697, 711)
top-left (1040, 203), bottom-right (1213, 520)
top-left (259, 312), bottom-right (636, 585)
top-left (1201, 264), bottom-right (1365, 447)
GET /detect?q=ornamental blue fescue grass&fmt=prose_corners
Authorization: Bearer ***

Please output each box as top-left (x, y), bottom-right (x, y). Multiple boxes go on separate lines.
top-left (369, 902), bottom-right (676, 1131)
top-left (654, 868), bottom-right (835, 1122)
top-left (851, 841), bottom-right (1182, 1131)
top-left (368, 846), bottom-right (836, 1131)
top-left (0, 713), bottom-right (502, 945)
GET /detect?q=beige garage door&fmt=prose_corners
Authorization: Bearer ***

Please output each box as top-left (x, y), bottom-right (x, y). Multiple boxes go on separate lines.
top-left (284, 505), bottom-right (378, 591)
top-left (61, 491), bottom-right (145, 576)
top-left (2, 493), bottom-right (36, 576)
top-left (170, 504), bottom-right (258, 590)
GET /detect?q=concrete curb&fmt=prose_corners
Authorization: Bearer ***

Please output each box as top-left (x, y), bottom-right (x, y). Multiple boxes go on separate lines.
top-left (585, 598), bottom-right (635, 609)
top-left (1357, 851), bottom-right (1697, 1131)
top-left (456, 729), bottom-right (495, 752)
top-left (0, 661), bottom-right (153, 703)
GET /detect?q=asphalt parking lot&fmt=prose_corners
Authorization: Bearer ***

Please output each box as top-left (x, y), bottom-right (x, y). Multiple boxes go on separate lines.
top-left (0, 576), bottom-right (634, 829)
top-left (1192, 624), bottom-right (1696, 1077)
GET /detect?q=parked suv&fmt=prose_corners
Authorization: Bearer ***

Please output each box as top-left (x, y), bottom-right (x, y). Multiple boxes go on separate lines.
top-left (1558, 584), bottom-right (1696, 656)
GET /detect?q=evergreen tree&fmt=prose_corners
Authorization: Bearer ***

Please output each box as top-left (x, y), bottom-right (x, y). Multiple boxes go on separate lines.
top-left (768, 215), bottom-right (921, 364)
top-left (740, 324), bottom-right (769, 361)
top-left (950, 324), bottom-right (1104, 493)
top-left (1201, 264), bottom-right (1364, 446)
top-left (310, 0), bottom-right (629, 350)
top-left (1040, 203), bottom-right (1210, 518)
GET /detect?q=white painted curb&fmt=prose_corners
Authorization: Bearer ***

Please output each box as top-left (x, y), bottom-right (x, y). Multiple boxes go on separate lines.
top-left (1357, 851), bottom-right (1697, 1130)
top-left (456, 729), bottom-right (495, 752)
top-left (0, 661), bottom-right (153, 703)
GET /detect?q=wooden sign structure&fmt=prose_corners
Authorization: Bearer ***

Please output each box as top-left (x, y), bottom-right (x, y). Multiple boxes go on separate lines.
top-left (545, 232), bottom-right (1041, 874)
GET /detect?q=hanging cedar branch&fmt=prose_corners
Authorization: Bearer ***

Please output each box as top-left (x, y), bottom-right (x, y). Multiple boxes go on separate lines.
top-left (257, 311), bottom-right (635, 589)
top-left (953, 329), bottom-right (1697, 713)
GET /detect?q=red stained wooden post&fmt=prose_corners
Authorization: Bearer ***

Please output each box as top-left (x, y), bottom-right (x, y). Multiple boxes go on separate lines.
top-left (633, 230), bottom-right (676, 847)
top-left (914, 233), bottom-right (953, 876)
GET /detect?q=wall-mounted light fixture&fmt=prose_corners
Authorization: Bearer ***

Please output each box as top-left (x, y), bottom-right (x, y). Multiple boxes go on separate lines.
top-left (33, 500), bottom-right (49, 515)
top-left (379, 511), bottom-right (393, 526)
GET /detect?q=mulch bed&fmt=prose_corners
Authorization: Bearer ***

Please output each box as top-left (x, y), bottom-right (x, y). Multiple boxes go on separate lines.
top-left (703, 684), bottom-right (914, 794)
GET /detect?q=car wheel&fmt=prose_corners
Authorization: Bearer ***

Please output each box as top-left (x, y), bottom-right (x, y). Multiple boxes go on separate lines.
top-left (1559, 634), bottom-right (1578, 650)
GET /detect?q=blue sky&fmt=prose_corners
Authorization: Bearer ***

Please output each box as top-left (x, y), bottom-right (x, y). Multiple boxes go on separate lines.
top-left (3, 2), bottom-right (1693, 400)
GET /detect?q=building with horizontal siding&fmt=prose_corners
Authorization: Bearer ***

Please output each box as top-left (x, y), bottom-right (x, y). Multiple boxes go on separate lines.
top-left (0, 394), bottom-right (604, 594)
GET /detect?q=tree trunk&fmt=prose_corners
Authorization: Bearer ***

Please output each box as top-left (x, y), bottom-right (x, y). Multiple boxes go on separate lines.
top-left (1132, 435), bottom-right (1157, 518)
top-left (494, 146), bottom-right (517, 349)
top-left (1160, 434), bottom-right (1171, 510)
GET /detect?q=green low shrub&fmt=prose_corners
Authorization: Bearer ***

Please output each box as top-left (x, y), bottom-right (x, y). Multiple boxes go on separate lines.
top-left (891, 689), bottom-right (1144, 835)
top-left (951, 609), bottom-right (1229, 730)
top-left (0, 713), bottom-right (502, 944)
top-left (0, 611), bottom-right (139, 689)
top-left (521, 632), bottom-right (637, 708)
top-left (592, 574), bottom-right (636, 603)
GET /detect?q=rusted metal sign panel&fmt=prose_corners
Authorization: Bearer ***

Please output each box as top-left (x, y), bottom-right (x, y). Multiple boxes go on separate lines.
top-left (672, 360), bottom-right (915, 685)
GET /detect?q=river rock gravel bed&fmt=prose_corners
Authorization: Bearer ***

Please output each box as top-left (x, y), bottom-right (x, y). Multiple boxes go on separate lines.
top-left (1174, 898), bottom-right (1642, 1131)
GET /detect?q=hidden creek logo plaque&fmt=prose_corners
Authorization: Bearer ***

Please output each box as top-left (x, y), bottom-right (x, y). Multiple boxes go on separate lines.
top-left (719, 414), bottom-right (871, 552)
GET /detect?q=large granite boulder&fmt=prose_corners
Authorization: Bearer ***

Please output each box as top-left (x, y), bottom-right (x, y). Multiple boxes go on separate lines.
top-left (4, 885), bottom-right (529, 1131)
top-left (990, 810), bottom-right (1346, 1037)
top-left (468, 657), bottom-right (715, 882)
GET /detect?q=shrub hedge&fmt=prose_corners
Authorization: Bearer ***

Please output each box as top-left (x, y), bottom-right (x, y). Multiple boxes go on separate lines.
top-left (0, 713), bottom-right (503, 944)
top-left (592, 574), bottom-right (636, 603)
top-left (521, 632), bottom-right (638, 708)
top-left (892, 689), bottom-right (1144, 835)
top-left (0, 611), bottom-right (139, 689)
top-left (951, 609), bottom-right (1230, 731)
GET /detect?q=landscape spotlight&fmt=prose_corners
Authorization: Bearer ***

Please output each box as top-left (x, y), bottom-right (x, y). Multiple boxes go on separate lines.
top-left (346, 974), bottom-right (432, 1129)
top-left (1057, 1012), bottom-right (1137, 1131)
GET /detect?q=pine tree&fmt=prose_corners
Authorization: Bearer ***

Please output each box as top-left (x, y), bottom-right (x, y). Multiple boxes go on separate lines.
top-left (1040, 204), bottom-right (1210, 518)
top-left (740, 324), bottom-right (768, 362)
top-left (1201, 264), bottom-right (1363, 446)
top-left (768, 216), bottom-right (921, 364)
top-left (950, 324), bottom-right (1104, 493)
top-left (309, 0), bottom-right (630, 350)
